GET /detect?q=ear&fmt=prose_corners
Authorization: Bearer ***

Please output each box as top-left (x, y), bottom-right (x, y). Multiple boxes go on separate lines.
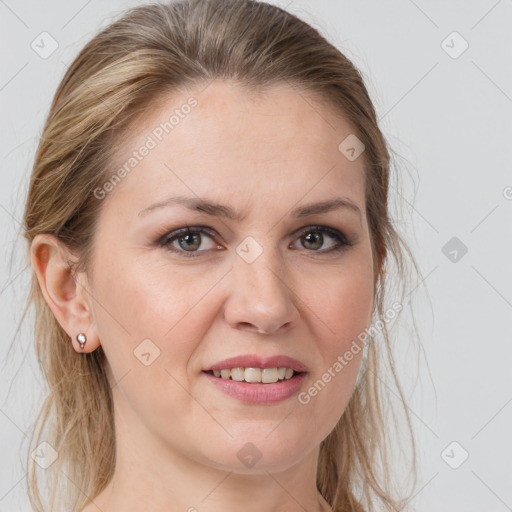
top-left (30, 233), bottom-right (101, 353)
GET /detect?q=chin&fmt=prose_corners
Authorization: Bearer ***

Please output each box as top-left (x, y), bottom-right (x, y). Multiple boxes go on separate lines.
top-left (198, 434), bottom-right (314, 474)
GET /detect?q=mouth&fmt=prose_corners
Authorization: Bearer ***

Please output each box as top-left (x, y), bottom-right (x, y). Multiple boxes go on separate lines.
top-left (201, 354), bottom-right (309, 403)
top-left (202, 368), bottom-right (308, 404)
top-left (202, 368), bottom-right (305, 384)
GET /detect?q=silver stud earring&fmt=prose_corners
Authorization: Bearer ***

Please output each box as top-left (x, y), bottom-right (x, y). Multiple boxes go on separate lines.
top-left (76, 333), bottom-right (87, 350)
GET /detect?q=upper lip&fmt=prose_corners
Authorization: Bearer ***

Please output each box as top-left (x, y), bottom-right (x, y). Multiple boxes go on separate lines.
top-left (203, 354), bottom-right (308, 373)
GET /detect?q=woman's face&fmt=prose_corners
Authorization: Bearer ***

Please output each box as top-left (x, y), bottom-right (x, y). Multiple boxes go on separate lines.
top-left (86, 80), bottom-right (375, 473)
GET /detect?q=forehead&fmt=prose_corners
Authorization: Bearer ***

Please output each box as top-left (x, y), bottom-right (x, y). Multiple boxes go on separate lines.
top-left (102, 79), bottom-right (366, 217)
top-left (166, 80), bottom-right (357, 151)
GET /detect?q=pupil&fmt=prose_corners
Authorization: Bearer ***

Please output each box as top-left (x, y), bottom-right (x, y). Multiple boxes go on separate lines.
top-left (180, 233), bottom-right (200, 251)
top-left (303, 231), bottom-right (322, 250)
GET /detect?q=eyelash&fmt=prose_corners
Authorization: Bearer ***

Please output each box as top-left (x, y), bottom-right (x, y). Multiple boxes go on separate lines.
top-left (156, 225), bottom-right (353, 258)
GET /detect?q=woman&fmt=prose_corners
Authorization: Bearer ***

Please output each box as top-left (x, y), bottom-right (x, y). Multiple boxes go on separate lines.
top-left (23, 0), bottom-right (419, 511)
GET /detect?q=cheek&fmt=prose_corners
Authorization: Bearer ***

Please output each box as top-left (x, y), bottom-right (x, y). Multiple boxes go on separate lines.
top-left (303, 252), bottom-right (374, 345)
top-left (327, 274), bottom-right (374, 342)
top-left (298, 252), bottom-right (374, 403)
top-left (296, 272), bottom-right (372, 439)
top-left (89, 251), bottom-right (230, 413)
top-left (89, 257), bottom-right (207, 419)
top-left (93, 252), bottom-right (209, 342)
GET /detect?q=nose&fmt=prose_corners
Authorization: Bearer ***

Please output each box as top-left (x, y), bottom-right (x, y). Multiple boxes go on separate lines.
top-left (223, 247), bottom-right (300, 335)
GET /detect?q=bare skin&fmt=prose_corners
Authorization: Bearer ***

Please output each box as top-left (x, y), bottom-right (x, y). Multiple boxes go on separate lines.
top-left (31, 80), bottom-right (375, 512)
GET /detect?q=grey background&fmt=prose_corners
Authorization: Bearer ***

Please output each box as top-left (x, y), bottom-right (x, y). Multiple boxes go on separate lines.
top-left (1, 0), bottom-right (511, 510)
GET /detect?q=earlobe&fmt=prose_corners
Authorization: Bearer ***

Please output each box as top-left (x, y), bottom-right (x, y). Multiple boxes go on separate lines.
top-left (30, 234), bottom-right (100, 353)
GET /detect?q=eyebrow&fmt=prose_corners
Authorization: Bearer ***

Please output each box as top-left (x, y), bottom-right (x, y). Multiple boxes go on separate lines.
top-left (138, 195), bottom-right (362, 221)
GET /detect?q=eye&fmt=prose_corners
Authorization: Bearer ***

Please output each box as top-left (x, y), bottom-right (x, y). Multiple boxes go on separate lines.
top-left (291, 225), bottom-right (352, 254)
top-left (157, 224), bottom-right (352, 258)
top-left (158, 226), bottom-right (221, 257)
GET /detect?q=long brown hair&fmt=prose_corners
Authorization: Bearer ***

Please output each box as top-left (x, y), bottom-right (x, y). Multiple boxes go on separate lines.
top-left (21, 1), bottom-right (421, 510)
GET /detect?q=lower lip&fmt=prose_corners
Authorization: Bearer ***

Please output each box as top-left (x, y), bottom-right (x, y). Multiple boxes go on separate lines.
top-left (202, 371), bottom-right (308, 404)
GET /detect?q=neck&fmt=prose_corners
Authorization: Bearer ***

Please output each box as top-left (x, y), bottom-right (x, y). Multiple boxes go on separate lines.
top-left (83, 410), bottom-right (331, 512)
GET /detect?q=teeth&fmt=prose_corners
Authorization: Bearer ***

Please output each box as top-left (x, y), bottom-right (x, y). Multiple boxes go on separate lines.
top-left (231, 368), bottom-right (245, 381)
top-left (211, 367), bottom-right (296, 383)
top-left (260, 368), bottom-right (278, 383)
